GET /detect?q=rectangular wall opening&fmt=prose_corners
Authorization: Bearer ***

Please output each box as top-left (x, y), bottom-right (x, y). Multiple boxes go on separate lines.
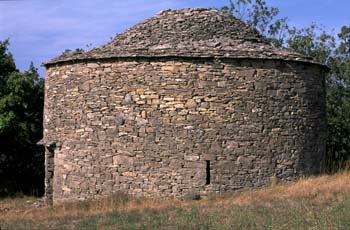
top-left (206, 160), bottom-right (210, 185)
top-left (45, 147), bottom-right (55, 205)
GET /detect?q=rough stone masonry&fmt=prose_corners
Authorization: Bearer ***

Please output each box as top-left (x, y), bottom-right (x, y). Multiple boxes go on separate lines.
top-left (40, 8), bottom-right (327, 204)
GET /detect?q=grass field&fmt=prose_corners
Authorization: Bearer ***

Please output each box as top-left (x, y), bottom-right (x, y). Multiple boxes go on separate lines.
top-left (1, 172), bottom-right (350, 229)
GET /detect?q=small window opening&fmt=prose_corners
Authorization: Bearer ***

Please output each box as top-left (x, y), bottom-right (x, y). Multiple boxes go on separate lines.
top-left (206, 160), bottom-right (211, 185)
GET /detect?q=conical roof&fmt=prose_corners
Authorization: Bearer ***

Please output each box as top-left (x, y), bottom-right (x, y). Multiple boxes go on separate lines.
top-left (45, 8), bottom-right (321, 66)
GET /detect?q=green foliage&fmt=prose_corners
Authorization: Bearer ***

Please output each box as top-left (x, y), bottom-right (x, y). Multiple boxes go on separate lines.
top-left (221, 0), bottom-right (278, 33)
top-left (0, 40), bottom-right (44, 196)
top-left (222, 0), bottom-right (350, 171)
top-left (61, 49), bottom-right (72, 55)
top-left (0, 40), bottom-right (17, 93)
top-left (75, 48), bottom-right (84, 52)
top-left (325, 26), bottom-right (350, 170)
top-left (61, 48), bottom-right (84, 56)
top-left (286, 24), bottom-right (335, 64)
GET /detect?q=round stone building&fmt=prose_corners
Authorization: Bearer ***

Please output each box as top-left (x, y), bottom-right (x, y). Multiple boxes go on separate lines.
top-left (42, 8), bottom-right (327, 204)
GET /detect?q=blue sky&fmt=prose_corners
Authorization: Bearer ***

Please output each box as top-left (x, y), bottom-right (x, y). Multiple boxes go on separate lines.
top-left (0, 0), bottom-right (349, 77)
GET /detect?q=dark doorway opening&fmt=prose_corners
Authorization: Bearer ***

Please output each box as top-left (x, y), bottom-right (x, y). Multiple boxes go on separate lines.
top-left (206, 160), bottom-right (211, 185)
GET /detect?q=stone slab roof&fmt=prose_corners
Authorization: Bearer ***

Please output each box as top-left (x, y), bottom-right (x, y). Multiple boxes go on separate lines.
top-left (44, 8), bottom-right (324, 66)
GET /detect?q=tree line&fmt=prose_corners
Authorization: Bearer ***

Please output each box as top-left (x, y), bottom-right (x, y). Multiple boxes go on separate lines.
top-left (0, 0), bottom-right (349, 196)
top-left (0, 40), bottom-right (44, 196)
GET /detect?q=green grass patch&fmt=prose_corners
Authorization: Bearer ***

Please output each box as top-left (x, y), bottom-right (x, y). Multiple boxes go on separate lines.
top-left (2, 198), bottom-right (350, 229)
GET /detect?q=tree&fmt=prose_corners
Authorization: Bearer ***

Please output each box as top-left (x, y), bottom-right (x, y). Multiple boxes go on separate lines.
top-left (221, 0), bottom-right (350, 171)
top-left (220, 0), bottom-right (289, 47)
top-left (0, 40), bottom-right (44, 196)
top-left (0, 40), bottom-right (17, 93)
top-left (325, 26), bottom-right (350, 170)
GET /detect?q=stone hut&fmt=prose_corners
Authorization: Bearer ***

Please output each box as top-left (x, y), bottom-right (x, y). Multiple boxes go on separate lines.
top-left (41, 8), bottom-right (327, 204)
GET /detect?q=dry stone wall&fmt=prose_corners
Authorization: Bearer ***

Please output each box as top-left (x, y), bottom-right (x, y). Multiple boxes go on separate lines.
top-left (44, 57), bottom-right (326, 203)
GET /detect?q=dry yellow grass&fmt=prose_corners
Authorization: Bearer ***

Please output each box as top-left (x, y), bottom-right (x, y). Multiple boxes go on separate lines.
top-left (218, 171), bottom-right (350, 207)
top-left (1, 171), bottom-right (350, 222)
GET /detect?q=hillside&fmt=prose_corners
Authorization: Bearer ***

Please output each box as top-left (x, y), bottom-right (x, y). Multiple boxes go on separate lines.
top-left (1, 172), bottom-right (350, 229)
